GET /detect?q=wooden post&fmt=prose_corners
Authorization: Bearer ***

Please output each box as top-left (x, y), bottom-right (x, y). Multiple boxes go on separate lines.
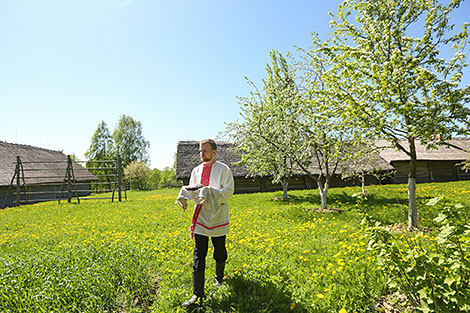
top-left (69, 156), bottom-right (80, 204)
top-left (117, 154), bottom-right (122, 202)
top-left (111, 160), bottom-right (116, 202)
top-left (16, 156), bottom-right (21, 207)
top-left (67, 155), bottom-right (72, 203)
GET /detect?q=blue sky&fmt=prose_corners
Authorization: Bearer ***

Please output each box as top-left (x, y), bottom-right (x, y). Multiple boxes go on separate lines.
top-left (1, 0), bottom-right (469, 169)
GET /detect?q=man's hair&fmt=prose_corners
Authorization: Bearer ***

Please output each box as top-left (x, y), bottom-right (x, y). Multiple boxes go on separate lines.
top-left (200, 139), bottom-right (217, 151)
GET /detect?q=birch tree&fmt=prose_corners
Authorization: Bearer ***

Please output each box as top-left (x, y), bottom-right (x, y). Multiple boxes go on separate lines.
top-left (85, 121), bottom-right (115, 189)
top-left (113, 115), bottom-right (150, 168)
top-left (85, 121), bottom-right (115, 161)
top-left (320, 0), bottom-right (470, 228)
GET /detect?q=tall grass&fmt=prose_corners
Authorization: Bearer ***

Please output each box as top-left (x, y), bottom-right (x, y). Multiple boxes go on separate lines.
top-left (0, 181), bottom-right (469, 312)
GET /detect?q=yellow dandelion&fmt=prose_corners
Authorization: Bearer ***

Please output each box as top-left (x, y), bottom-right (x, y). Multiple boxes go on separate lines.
top-left (316, 294), bottom-right (325, 299)
top-left (339, 308), bottom-right (347, 313)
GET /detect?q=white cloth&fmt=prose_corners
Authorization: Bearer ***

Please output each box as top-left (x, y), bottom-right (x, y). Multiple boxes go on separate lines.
top-left (177, 161), bottom-right (234, 237)
top-left (175, 186), bottom-right (222, 221)
top-left (175, 187), bottom-right (206, 212)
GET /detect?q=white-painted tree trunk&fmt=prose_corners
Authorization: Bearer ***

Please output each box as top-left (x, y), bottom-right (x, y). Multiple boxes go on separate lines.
top-left (280, 178), bottom-right (289, 201)
top-left (317, 179), bottom-right (328, 210)
top-left (361, 174), bottom-right (366, 194)
top-left (408, 176), bottom-right (418, 228)
top-left (408, 139), bottom-right (418, 229)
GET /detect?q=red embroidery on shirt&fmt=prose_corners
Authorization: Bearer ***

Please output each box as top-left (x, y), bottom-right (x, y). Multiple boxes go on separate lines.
top-left (200, 160), bottom-right (215, 186)
top-left (196, 221), bottom-right (229, 230)
top-left (189, 161), bottom-right (216, 239)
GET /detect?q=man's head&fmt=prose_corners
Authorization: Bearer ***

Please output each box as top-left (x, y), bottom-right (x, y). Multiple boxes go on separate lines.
top-left (199, 139), bottom-right (217, 163)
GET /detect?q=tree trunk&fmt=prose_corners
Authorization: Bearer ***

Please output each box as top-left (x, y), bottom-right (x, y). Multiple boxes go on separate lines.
top-left (408, 140), bottom-right (418, 229)
top-left (280, 177), bottom-right (289, 200)
top-left (320, 189), bottom-right (327, 210)
top-left (408, 176), bottom-right (417, 228)
top-left (361, 173), bottom-right (365, 194)
top-left (317, 178), bottom-right (328, 210)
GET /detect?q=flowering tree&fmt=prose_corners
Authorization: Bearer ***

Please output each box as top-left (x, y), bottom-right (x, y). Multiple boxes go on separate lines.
top-left (228, 50), bottom-right (361, 208)
top-left (124, 160), bottom-right (151, 190)
top-left (227, 51), bottom-right (298, 200)
top-left (319, 0), bottom-right (470, 228)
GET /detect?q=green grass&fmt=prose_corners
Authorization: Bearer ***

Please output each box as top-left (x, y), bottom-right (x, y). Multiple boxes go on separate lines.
top-left (1, 181), bottom-right (469, 312)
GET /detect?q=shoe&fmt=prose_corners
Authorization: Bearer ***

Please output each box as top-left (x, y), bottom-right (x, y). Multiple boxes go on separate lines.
top-left (183, 271), bottom-right (205, 308)
top-left (182, 294), bottom-right (202, 308)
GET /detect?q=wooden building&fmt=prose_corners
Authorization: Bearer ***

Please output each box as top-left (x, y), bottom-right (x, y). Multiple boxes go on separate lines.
top-left (377, 138), bottom-right (470, 183)
top-left (0, 142), bottom-right (98, 208)
top-left (176, 139), bottom-right (470, 194)
top-left (175, 141), bottom-right (394, 194)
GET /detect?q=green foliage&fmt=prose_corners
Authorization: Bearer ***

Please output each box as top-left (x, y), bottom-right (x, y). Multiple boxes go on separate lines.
top-left (113, 115), bottom-right (150, 168)
top-left (124, 161), bottom-right (152, 190)
top-left (318, 0), bottom-right (470, 227)
top-left (148, 168), bottom-right (161, 190)
top-left (226, 51), bottom-right (299, 186)
top-left (85, 121), bottom-right (117, 190)
top-left (158, 166), bottom-right (180, 188)
top-left (325, 0), bottom-right (470, 141)
top-left (365, 198), bottom-right (470, 312)
top-left (228, 50), bottom-right (365, 208)
top-left (459, 149), bottom-right (470, 173)
top-left (340, 141), bottom-right (394, 193)
top-left (85, 121), bottom-right (115, 161)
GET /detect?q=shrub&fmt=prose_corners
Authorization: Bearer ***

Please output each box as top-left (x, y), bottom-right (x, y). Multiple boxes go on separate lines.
top-left (365, 198), bottom-right (470, 312)
top-left (124, 161), bottom-right (152, 190)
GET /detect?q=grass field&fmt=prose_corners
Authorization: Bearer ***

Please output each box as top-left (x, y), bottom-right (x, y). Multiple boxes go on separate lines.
top-left (1, 181), bottom-right (469, 312)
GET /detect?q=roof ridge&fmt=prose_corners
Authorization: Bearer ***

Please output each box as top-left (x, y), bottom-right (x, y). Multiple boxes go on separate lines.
top-left (0, 141), bottom-right (63, 154)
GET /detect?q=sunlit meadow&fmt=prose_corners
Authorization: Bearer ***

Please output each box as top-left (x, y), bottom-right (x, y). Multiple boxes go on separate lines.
top-left (1, 181), bottom-right (469, 312)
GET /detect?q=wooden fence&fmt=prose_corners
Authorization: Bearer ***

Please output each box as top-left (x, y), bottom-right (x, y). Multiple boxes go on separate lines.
top-left (1, 156), bottom-right (125, 209)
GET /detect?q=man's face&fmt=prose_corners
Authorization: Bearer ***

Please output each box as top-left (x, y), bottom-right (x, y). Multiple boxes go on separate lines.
top-left (200, 143), bottom-right (216, 163)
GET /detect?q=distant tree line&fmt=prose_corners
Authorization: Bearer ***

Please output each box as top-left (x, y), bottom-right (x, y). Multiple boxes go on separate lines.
top-left (86, 114), bottom-right (180, 190)
top-left (124, 157), bottom-right (181, 190)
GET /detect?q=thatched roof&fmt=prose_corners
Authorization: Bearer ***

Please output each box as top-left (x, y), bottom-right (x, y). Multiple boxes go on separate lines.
top-left (175, 141), bottom-right (394, 180)
top-left (0, 141), bottom-right (97, 187)
top-left (377, 138), bottom-right (470, 163)
top-left (176, 141), bottom-right (249, 180)
top-left (329, 153), bottom-right (394, 174)
top-left (176, 138), bottom-right (470, 180)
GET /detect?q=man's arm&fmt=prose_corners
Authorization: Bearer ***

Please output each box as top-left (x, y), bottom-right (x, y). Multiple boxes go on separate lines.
top-left (217, 167), bottom-right (234, 204)
top-left (189, 167), bottom-right (198, 186)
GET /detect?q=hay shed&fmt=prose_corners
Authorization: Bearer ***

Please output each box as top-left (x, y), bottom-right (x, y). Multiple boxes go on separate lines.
top-left (377, 138), bottom-right (470, 183)
top-left (175, 141), bottom-right (394, 194)
top-left (0, 141), bottom-right (98, 208)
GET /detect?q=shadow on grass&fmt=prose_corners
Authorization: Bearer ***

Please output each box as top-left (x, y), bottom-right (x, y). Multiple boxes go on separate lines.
top-left (267, 189), bottom-right (415, 225)
top-left (270, 189), bottom-right (414, 208)
top-left (204, 275), bottom-right (307, 313)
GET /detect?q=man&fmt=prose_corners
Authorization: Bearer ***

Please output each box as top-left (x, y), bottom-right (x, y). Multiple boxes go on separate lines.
top-left (180, 139), bottom-right (234, 308)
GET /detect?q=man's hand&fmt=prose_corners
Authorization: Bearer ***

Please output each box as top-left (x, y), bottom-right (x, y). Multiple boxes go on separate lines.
top-left (184, 183), bottom-right (205, 191)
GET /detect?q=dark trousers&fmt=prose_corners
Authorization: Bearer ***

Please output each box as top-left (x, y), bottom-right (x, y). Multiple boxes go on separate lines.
top-left (193, 234), bottom-right (227, 273)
